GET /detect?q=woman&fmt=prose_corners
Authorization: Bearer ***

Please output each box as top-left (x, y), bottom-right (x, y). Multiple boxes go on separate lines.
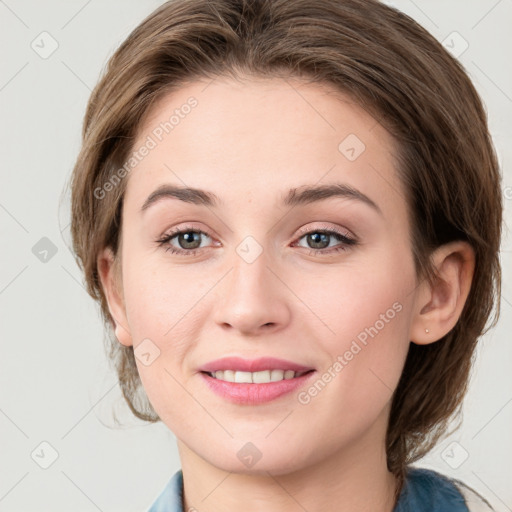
top-left (69, 0), bottom-right (502, 510)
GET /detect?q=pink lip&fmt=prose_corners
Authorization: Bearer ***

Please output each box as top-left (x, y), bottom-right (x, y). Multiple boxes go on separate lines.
top-left (199, 371), bottom-right (316, 405)
top-left (199, 356), bottom-right (314, 373)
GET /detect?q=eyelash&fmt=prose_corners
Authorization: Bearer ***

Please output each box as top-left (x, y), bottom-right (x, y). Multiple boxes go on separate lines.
top-left (156, 224), bottom-right (358, 257)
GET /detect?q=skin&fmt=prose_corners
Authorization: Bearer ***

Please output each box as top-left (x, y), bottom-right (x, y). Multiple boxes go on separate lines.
top-left (98, 76), bottom-right (475, 512)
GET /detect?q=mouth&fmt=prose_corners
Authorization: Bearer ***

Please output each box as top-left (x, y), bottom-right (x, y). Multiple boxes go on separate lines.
top-left (199, 368), bottom-right (317, 405)
top-left (201, 368), bottom-right (315, 384)
top-left (198, 356), bottom-right (317, 404)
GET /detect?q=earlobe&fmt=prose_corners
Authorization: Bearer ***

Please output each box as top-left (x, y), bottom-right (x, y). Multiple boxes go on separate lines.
top-left (410, 241), bottom-right (475, 345)
top-left (97, 247), bottom-right (133, 347)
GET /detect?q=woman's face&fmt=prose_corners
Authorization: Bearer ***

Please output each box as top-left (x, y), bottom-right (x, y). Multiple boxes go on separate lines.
top-left (109, 76), bottom-right (420, 474)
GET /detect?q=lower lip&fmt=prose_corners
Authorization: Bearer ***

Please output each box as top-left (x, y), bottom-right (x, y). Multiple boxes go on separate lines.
top-left (199, 371), bottom-right (316, 405)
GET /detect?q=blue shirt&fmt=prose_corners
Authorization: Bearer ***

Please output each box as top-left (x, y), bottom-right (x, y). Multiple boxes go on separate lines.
top-left (146, 466), bottom-right (493, 512)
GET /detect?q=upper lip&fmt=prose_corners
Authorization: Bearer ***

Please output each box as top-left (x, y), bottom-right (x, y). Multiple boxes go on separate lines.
top-left (199, 357), bottom-right (315, 373)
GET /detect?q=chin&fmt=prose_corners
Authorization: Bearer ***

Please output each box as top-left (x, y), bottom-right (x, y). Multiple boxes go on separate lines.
top-left (210, 454), bottom-right (308, 477)
top-left (198, 437), bottom-right (316, 477)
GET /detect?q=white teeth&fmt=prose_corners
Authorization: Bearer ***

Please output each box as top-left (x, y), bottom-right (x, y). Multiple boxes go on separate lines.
top-left (210, 369), bottom-right (302, 383)
top-left (234, 371), bottom-right (252, 383)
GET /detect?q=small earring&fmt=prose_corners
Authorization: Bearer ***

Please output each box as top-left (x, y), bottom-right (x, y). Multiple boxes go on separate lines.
top-left (425, 328), bottom-right (430, 333)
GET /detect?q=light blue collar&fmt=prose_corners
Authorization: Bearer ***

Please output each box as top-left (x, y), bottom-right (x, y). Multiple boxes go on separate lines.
top-left (147, 467), bottom-right (470, 512)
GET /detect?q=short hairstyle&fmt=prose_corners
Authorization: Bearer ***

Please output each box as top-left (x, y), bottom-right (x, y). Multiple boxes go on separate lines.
top-left (69, 0), bottom-right (502, 482)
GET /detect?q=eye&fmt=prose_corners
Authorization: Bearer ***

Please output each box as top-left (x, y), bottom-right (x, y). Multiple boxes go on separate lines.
top-left (293, 227), bottom-right (357, 255)
top-left (156, 226), bottom-right (215, 255)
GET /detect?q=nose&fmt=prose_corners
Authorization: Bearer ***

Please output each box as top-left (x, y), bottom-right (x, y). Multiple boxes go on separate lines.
top-left (213, 246), bottom-right (291, 336)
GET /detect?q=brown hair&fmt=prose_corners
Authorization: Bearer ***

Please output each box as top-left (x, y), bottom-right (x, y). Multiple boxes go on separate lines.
top-left (69, 0), bottom-right (502, 487)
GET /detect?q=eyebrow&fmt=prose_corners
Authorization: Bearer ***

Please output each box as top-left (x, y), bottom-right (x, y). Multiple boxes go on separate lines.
top-left (140, 183), bottom-right (382, 215)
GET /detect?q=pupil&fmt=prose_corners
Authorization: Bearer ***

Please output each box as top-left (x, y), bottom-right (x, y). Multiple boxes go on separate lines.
top-left (180, 231), bottom-right (200, 249)
top-left (308, 232), bottom-right (329, 249)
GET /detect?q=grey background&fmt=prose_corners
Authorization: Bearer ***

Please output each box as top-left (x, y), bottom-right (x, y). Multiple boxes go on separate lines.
top-left (1, 0), bottom-right (511, 510)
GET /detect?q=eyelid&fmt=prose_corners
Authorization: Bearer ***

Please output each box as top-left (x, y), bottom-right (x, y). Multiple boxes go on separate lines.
top-left (162, 223), bottom-right (214, 240)
top-left (294, 222), bottom-right (356, 240)
top-left (159, 222), bottom-right (355, 243)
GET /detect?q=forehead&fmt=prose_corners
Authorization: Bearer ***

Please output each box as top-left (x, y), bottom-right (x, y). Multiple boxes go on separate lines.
top-left (124, 76), bottom-right (406, 219)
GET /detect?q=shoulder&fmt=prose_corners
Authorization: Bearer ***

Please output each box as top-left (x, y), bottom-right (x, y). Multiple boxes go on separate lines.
top-left (145, 469), bottom-right (184, 512)
top-left (394, 467), bottom-right (495, 512)
top-left (451, 477), bottom-right (496, 512)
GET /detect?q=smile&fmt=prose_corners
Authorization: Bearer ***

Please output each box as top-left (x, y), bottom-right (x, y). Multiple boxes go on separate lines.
top-left (200, 369), bottom-right (316, 405)
top-left (205, 369), bottom-right (312, 383)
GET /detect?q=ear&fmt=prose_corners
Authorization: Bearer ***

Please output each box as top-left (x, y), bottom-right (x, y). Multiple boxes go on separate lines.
top-left (97, 247), bottom-right (133, 347)
top-left (409, 241), bottom-right (475, 345)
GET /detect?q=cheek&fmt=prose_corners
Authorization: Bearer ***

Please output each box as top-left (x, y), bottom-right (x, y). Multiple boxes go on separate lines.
top-left (293, 252), bottom-right (415, 414)
top-left (293, 249), bottom-right (414, 343)
top-left (121, 255), bottom-right (209, 341)
top-left (119, 255), bottom-right (216, 398)
top-left (121, 259), bottom-right (206, 429)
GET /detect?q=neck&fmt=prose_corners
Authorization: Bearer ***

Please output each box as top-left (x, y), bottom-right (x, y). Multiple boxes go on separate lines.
top-left (177, 415), bottom-right (399, 512)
